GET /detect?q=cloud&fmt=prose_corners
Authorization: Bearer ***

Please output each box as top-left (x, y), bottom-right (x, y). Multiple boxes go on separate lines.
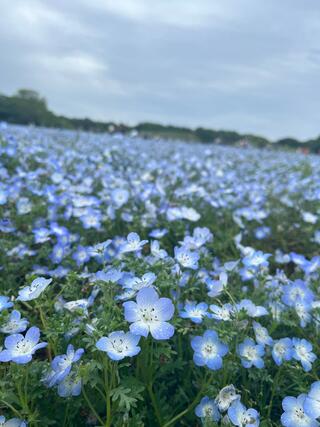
top-left (1, 0), bottom-right (320, 139)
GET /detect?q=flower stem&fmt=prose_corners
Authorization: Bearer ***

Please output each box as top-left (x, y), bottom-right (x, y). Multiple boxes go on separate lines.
top-left (82, 386), bottom-right (105, 426)
top-left (163, 372), bottom-right (213, 427)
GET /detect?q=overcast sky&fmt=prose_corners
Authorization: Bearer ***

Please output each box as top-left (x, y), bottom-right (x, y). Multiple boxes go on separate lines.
top-left (1, 0), bottom-right (320, 140)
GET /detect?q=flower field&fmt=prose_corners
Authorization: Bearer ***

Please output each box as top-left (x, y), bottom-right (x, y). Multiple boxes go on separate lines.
top-left (1, 124), bottom-right (320, 426)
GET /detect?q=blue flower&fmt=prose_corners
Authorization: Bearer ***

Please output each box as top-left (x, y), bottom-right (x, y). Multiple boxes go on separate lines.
top-left (305, 381), bottom-right (320, 420)
top-left (292, 338), bottom-right (316, 372)
top-left (174, 246), bottom-right (199, 270)
top-left (236, 300), bottom-right (268, 317)
top-left (48, 344), bottom-right (84, 386)
top-left (80, 208), bottom-right (102, 229)
top-left (50, 243), bottom-right (69, 264)
top-left (215, 385), bottom-right (240, 412)
top-left (254, 226), bottom-right (270, 240)
top-left (17, 277), bottom-right (52, 301)
top-left (149, 228), bottom-right (168, 239)
top-left (0, 296), bottom-right (13, 312)
top-left (111, 189), bottom-right (129, 208)
top-left (181, 227), bottom-right (213, 249)
top-left (237, 338), bottom-right (265, 369)
top-left (191, 330), bottom-right (228, 370)
top-left (0, 310), bottom-right (29, 334)
top-left (179, 301), bottom-right (208, 324)
top-left (206, 272), bottom-right (227, 297)
top-left (281, 394), bottom-right (319, 427)
top-left (272, 338), bottom-right (293, 366)
top-left (57, 372), bottom-right (82, 397)
top-left (228, 400), bottom-right (259, 427)
top-left (150, 240), bottom-right (168, 259)
top-left (33, 227), bottom-right (51, 243)
top-left (252, 321), bottom-right (273, 346)
top-left (195, 396), bottom-right (220, 422)
top-left (123, 287), bottom-right (175, 340)
top-left (0, 417), bottom-right (27, 427)
top-left (294, 300), bottom-right (312, 328)
top-left (96, 331), bottom-right (141, 360)
top-left (120, 232), bottom-right (148, 254)
top-left (72, 246), bottom-right (91, 266)
top-left (282, 280), bottom-right (314, 307)
top-left (242, 250), bottom-right (271, 269)
top-left (210, 303), bottom-right (234, 321)
top-left (0, 326), bottom-right (47, 364)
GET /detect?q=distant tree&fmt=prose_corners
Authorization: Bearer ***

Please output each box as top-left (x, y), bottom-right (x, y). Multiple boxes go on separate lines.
top-left (15, 89), bottom-right (47, 108)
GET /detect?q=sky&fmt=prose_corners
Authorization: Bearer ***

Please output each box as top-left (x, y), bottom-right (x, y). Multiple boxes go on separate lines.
top-left (1, 0), bottom-right (320, 140)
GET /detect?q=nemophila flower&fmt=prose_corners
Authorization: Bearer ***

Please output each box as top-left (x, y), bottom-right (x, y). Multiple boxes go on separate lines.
top-left (0, 310), bottom-right (29, 334)
top-left (17, 277), bottom-right (52, 302)
top-left (302, 211), bottom-right (318, 224)
top-left (282, 280), bottom-right (314, 307)
top-left (210, 303), bottom-right (234, 321)
top-left (57, 372), bottom-right (82, 397)
top-left (281, 394), bottom-right (319, 427)
top-left (89, 240), bottom-right (112, 260)
top-left (33, 227), bottom-right (51, 243)
top-left (0, 417), bottom-right (27, 427)
top-left (305, 382), bottom-right (320, 419)
top-left (275, 250), bottom-right (291, 264)
top-left (0, 188), bottom-right (8, 205)
top-left (181, 227), bottom-right (213, 249)
top-left (294, 300), bottom-right (312, 328)
top-left (290, 253), bottom-right (307, 268)
top-left (252, 321), bottom-right (273, 346)
top-left (239, 267), bottom-right (256, 282)
top-left (195, 396), bottom-right (220, 422)
top-left (150, 240), bottom-right (168, 259)
top-left (149, 228), bottom-right (168, 239)
top-left (313, 231), bottom-right (320, 245)
top-left (111, 188), bottom-right (129, 208)
top-left (215, 385), bottom-right (240, 412)
top-left (48, 344), bottom-right (84, 386)
top-left (63, 288), bottom-right (98, 316)
top-left (51, 243), bottom-right (69, 264)
top-left (302, 256), bottom-right (320, 275)
top-left (191, 330), bottom-right (228, 370)
top-left (123, 287), bottom-right (175, 340)
top-left (96, 331), bottom-right (141, 360)
top-left (0, 296), bottom-right (13, 312)
top-left (228, 400), bottom-right (259, 427)
top-left (242, 250), bottom-right (271, 269)
top-left (236, 299), bottom-right (268, 317)
top-left (72, 246), bottom-right (91, 266)
top-left (16, 197), bottom-right (32, 215)
top-left (80, 208), bottom-right (102, 229)
top-left (174, 246), bottom-right (199, 270)
top-left (120, 232), bottom-right (148, 254)
top-left (206, 271), bottom-right (228, 297)
top-left (125, 272), bottom-right (157, 292)
top-left (0, 219), bottom-right (15, 233)
top-left (292, 338), bottom-right (316, 372)
top-left (179, 301), bottom-right (208, 324)
top-left (237, 338), bottom-right (265, 369)
top-left (0, 326), bottom-right (47, 364)
top-left (95, 268), bottom-right (122, 283)
top-left (272, 338), bottom-right (293, 366)
top-left (254, 226), bottom-right (270, 240)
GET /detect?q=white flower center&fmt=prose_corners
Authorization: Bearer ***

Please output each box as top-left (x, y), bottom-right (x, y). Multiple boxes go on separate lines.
top-left (139, 307), bottom-right (158, 322)
top-left (13, 339), bottom-right (33, 356)
top-left (112, 338), bottom-right (129, 353)
top-left (202, 342), bottom-right (217, 357)
top-left (244, 346), bottom-right (257, 361)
